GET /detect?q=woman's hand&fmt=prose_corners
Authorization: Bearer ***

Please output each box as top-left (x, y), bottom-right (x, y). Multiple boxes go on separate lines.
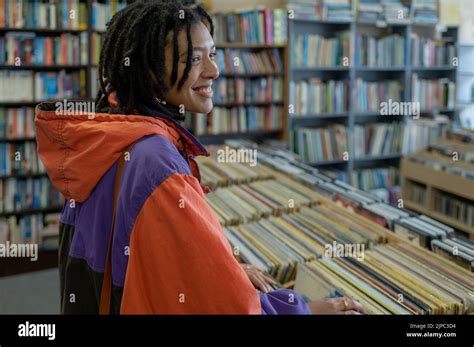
top-left (241, 264), bottom-right (274, 293)
top-left (308, 297), bottom-right (366, 315)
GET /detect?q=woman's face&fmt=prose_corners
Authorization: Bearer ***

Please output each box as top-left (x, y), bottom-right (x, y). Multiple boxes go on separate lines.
top-left (163, 21), bottom-right (219, 114)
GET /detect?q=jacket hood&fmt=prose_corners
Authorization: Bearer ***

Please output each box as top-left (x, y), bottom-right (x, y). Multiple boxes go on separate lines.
top-left (35, 102), bottom-right (208, 203)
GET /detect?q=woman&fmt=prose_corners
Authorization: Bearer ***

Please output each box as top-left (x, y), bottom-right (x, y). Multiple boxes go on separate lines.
top-left (35, 0), bottom-right (364, 315)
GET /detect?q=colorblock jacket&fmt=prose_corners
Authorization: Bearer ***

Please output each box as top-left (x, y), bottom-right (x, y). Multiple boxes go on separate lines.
top-left (35, 102), bottom-right (311, 314)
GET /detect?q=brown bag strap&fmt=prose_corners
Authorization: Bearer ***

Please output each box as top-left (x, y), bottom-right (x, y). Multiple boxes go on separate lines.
top-left (99, 145), bottom-right (132, 315)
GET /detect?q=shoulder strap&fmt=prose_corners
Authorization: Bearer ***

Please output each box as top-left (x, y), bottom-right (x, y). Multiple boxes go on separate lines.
top-left (99, 145), bottom-right (132, 315)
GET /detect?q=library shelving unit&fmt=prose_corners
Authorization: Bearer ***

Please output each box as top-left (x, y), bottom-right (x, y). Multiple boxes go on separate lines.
top-left (287, 16), bottom-right (458, 187)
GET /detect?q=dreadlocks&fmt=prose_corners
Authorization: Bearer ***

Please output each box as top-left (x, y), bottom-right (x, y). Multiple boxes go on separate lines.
top-left (95, 0), bottom-right (214, 121)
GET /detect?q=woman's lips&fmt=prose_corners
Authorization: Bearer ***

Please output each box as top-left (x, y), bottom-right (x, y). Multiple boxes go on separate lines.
top-left (192, 86), bottom-right (213, 98)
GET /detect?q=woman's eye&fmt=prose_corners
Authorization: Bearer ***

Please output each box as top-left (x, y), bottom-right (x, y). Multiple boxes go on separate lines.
top-left (192, 56), bottom-right (201, 63)
top-left (210, 52), bottom-right (217, 60)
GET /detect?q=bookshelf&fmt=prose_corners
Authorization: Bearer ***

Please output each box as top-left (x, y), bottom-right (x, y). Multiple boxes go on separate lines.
top-left (400, 136), bottom-right (474, 238)
top-left (287, 15), bottom-right (459, 190)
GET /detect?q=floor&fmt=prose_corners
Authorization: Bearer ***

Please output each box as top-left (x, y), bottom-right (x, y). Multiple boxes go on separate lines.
top-left (0, 268), bottom-right (60, 314)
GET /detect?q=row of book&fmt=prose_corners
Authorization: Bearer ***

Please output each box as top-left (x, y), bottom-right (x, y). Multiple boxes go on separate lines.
top-left (291, 32), bottom-right (351, 67)
top-left (0, 107), bottom-right (36, 138)
top-left (411, 34), bottom-right (456, 67)
top-left (293, 118), bottom-right (449, 163)
top-left (290, 79), bottom-right (349, 115)
top-left (213, 77), bottom-right (283, 104)
top-left (0, 177), bottom-right (63, 213)
top-left (215, 48), bottom-right (284, 75)
top-left (212, 8), bottom-right (287, 45)
top-left (358, 0), bottom-right (409, 23)
top-left (411, 0), bottom-right (438, 23)
top-left (91, 0), bottom-right (128, 32)
top-left (354, 79), bottom-right (402, 112)
top-left (245, 141), bottom-right (472, 271)
top-left (292, 125), bottom-right (348, 162)
top-left (412, 75), bottom-right (456, 110)
top-left (320, 167), bottom-right (401, 204)
top-left (91, 32), bottom-right (103, 66)
top-left (0, 142), bottom-right (45, 176)
top-left (434, 190), bottom-right (474, 228)
top-left (194, 106), bottom-right (283, 136)
top-left (0, 32), bottom-right (89, 66)
top-left (0, 0), bottom-right (88, 30)
top-left (0, 70), bottom-right (86, 102)
top-left (287, 0), bottom-right (443, 24)
top-left (355, 33), bottom-right (405, 67)
top-left (296, 242), bottom-right (469, 314)
top-left (0, 213), bottom-right (60, 250)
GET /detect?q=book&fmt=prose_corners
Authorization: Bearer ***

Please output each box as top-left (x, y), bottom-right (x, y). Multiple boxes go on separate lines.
top-left (195, 105), bottom-right (283, 136)
top-left (0, 142), bottom-right (45, 176)
top-left (0, 213), bottom-right (60, 250)
top-left (411, 0), bottom-right (438, 24)
top-left (292, 31), bottom-right (351, 67)
top-left (290, 79), bottom-right (350, 115)
top-left (1, 0), bottom-right (87, 30)
top-left (0, 177), bottom-right (63, 213)
top-left (292, 125), bottom-right (349, 162)
top-left (0, 32), bottom-right (88, 66)
top-left (411, 33), bottom-right (456, 67)
top-left (216, 48), bottom-right (284, 74)
top-left (91, 0), bottom-right (128, 32)
top-left (286, 0), bottom-right (320, 20)
top-left (355, 33), bottom-right (405, 67)
top-left (213, 76), bottom-right (283, 105)
top-left (354, 122), bottom-right (404, 158)
top-left (0, 107), bottom-right (36, 138)
top-left (354, 79), bottom-right (402, 112)
top-left (212, 7), bottom-right (287, 45)
top-left (412, 75), bottom-right (456, 110)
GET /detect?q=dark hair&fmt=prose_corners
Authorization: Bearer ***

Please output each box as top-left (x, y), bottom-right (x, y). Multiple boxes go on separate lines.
top-left (95, 0), bottom-right (214, 121)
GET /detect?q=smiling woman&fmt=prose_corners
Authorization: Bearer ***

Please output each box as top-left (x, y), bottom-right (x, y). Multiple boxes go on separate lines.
top-left (33, 0), bottom-right (364, 315)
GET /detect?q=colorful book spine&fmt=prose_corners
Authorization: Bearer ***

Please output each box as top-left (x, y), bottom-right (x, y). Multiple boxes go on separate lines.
top-left (291, 79), bottom-right (349, 115)
top-left (354, 122), bottom-right (404, 157)
top-left (216, 48), bottom-right (283, 74)
top-left (91, 0), bottom-right (128, 31)
top-left (292, 31), bottom-right (351, 67)
top-left (354, 79), bottom-right (402, 112)
top-left (411, 34), bottom-right (456, 67)
top-left (0, 177), bottom-right (63, 213)
top-left (355, 33), bottom-right (405, 67)
top-left (0, 32), bottom-right (88, 66)
top-left (195, 106), bottom-right (283, 136)
top-left (0, 107), bottom-right (36, 138)
top-left (0, 142), bottom-right (45, 176)
top-left (412, 75), bottom-right (456, 109)
top-left (213, 77), bottom-right (283, 105)
top-left (212, 8), bottom-right (287, 44)
top-left (0, 0), bottom-right (87, 30)
top-left (292, 125), bottom-right (349, 162)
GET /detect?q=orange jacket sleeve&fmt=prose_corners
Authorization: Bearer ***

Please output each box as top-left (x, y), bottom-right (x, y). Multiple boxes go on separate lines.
top-left (120, 173), bottom-right (262, 314)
